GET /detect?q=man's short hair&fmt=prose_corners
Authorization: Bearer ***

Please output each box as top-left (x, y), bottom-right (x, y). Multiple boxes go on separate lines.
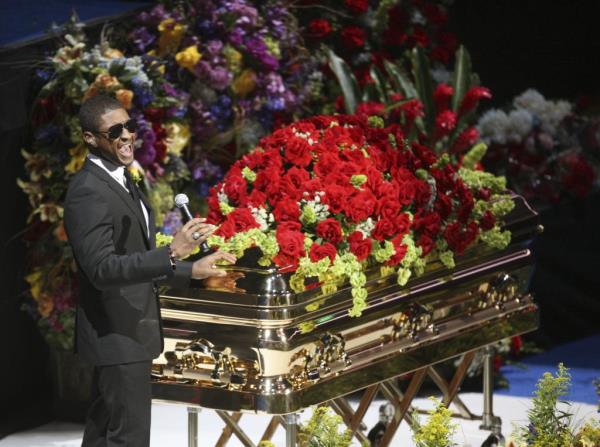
top-left (79, 95), bottom-right (124, 132)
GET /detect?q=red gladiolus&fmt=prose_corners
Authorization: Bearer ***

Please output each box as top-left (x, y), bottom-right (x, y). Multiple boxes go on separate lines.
top-left (308, 19), bottom-right (332, 38)
top-left (435, 110), bottom-right (457, 137)
top-left (341, 26), bottom-right (366, 50)
top-left (459, 86), bottom-right (492, 116)
top-left (344, 0), bottom-right (369, 14)
top-left (434, 83), bottom-right (453, 112)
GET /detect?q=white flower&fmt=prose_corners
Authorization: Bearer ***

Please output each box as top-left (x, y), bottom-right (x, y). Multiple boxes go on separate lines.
top-left (431, 67), bottom-right (451, 85)
top-left (477, 109), bottom-right (510, 144)
top-left (251, 207), bottom-right (270, 231)
top-left (513, 89), bottom-right (547, 114)
top-left (355, 217), bottom-right (375, 238)
top-left (506, 109), bottom-right (533, 142)
top-left (217, 189), bottom-right (229, 204)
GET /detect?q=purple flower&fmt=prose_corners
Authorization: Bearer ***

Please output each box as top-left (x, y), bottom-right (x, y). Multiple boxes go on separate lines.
top-left (131, 113), bottom-right (157, 167)
top-left (138, 4), bottom-right (168, 26)
top-left (206, 40), bottom-right (224, 56)
top-left (228, 27), bottom-right (245, 46)
top-left (130, 27), bottom-right (155, 53)
top-left (192, 158), bottom-right (224, 197)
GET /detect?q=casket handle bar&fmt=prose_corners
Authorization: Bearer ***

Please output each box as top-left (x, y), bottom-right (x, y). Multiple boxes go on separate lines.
top-left (302, 333), bottom-right (352, 381)
top-left (159, 338), bottom-right (250, 386)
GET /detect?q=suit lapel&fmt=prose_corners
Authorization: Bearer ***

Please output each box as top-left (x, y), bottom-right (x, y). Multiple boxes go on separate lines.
top-left (84, 159), bottom-right (151, 248)
top-left (138, 189), bottom-right (157, 249)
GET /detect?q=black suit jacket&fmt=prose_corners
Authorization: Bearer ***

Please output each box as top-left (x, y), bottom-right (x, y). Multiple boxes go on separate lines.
top-left (64, 158), bottom-right (192, 366)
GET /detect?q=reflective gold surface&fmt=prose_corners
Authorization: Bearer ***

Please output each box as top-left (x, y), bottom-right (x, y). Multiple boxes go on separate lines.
top-left (152, 194), bottom-right (540, 414)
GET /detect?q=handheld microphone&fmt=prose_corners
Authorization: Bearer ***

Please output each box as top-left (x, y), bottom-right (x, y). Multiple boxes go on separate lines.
top-left (174, 193), bottom-right (211, 253)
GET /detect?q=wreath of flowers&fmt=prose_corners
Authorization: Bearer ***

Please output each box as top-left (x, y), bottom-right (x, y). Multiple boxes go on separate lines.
top-left (206, 114), bottom-right (514, 316)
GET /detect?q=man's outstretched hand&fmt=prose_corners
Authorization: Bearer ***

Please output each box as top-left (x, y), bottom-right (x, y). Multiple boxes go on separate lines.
top-left (169, 218), bottom-right (215, 259)
top-left (191, 250), bottom-right (237, 280)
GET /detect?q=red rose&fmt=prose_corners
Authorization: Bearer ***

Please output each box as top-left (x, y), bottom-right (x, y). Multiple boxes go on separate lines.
top-left (371, 218), bottom-right (396, 241)
top-left (386, 234), bottom-right (408, 266)
top-left (413, 211), bottom-right (441, 238)
top-left (323, 184), bottom-right (349, 214)
top-left (435, 193), bottom-right (453, 220)
top-left (348, 231), bottom-right (372, 261)
top-left (341, 26), bottom-right (366, 50)
top-left (316, 218), bottom-right (343, 244)
top-left (395, 212), bottom-right (411, 236)
top-left (215, 218), bottom-right (236, 239)
top-left (223, 173), bottom-right (248, 205)
top-left (376, 196), bottom-right (400, 220)
top-left (278, 221), bottom-right (302, 232)
top-left (345, 0), bottom-right (368, 14)
top-left (274, 227), bottom-right (306, 268)
top-left (284, 137), bottom-right (313, 167)
top-left (309, 242), bottom-right (337, 263)
top-left (314, 151), bottom-right (342, 178)
top-left (227, 207), bottom-right (260, 233)
top-left (444, 221), bottom-right (479, 255)
top-left (412, 143), bottom-right (437, 168)
top-left (409, 26), bottom-right (429, 48)
top-left (345, 190), bottom-right (377, 222)
top-left (273, 199), bottom-right (301, 222)
top-left (308, 19), bottom-right (332, 39)
top-left (247, 189), bottom-right (267, 208)
top-left (480, 211), bottom-right (496, 231)
top-left (417, 234), bottom-right (435, 256)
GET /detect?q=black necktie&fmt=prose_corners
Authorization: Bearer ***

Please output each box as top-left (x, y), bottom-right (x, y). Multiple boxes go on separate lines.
top-left (124, 169), bottom-right (147, 234)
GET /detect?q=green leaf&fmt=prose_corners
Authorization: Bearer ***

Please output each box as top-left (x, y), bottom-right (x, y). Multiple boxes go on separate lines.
top-left (451, 45), bottom-right (473, 112)
top-left (369, 64), bottom-right (388, 103)
top-left (384, 59), bottom-right (417, 98)
top-left (411, 47), bottom-right (435, 136)
top-left (327, 48), bottom-right (360, 114)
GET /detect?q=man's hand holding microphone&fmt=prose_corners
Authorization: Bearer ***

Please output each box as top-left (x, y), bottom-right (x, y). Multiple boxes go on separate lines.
top-left (169, 194), bottom-right (236, 279)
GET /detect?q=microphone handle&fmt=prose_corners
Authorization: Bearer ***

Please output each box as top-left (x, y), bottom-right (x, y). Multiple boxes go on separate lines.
top-left (180, 204), bottom-right (211, 253)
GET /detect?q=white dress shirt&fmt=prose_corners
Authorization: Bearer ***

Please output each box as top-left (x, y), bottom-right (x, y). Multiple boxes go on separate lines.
top-left (87, 153), bottom-right (150, 237)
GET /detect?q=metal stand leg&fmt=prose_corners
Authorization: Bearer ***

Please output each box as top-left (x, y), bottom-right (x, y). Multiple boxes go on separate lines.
top-left (479, 345), bottom-right (502, 434)
top-left (284, 413), bottom-right (298, 447)
top-left (188, 407), bottom-right (200, 447)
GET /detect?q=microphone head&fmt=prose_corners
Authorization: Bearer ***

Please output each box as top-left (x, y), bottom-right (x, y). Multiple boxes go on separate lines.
top-left (174, 193), bottom-right (189, 208)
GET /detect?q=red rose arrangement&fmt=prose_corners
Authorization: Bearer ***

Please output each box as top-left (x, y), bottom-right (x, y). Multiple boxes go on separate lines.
top-left (206, 115), bottom-right (513, 317)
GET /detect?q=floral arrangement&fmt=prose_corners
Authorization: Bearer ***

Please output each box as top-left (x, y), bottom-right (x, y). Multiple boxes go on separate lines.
top-left (508, 363), bottom-right (600, 447)
top-left (298, 406), bottom-right (353, 447)
top-left (478, 89), bottom-right (597, 205)
top-left (411, 397), bottom-right (457, 447)
top-left (205, 114), bottom-right (514, 316)
top-left (295, 0), bottom-right (457, 90)
top-left (19, 22), bottom-right (191, 349)
top-left (127, 0), bottom-right (309, 160)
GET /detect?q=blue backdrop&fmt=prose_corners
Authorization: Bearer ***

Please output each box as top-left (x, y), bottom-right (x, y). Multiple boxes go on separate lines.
top-left (0, 0), bottom-right (152, 48)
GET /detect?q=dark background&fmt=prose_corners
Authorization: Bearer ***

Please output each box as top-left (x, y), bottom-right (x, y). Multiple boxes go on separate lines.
top-left (1, 0), bottom-right (599, 438)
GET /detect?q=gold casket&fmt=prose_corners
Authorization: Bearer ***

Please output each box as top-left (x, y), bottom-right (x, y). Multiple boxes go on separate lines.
top-left (152, 194), bottom-right (539, 414)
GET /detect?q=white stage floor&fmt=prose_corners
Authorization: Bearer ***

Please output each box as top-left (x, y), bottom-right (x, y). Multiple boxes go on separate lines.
top-left (1, 393), bottom-right (597, 446)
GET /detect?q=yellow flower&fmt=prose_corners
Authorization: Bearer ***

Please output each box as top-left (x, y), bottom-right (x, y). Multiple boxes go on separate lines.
top-left (21, 149), bottom-right (52, 181)
top-left (231, 69), bottom-right (257, 97)
top-left (64, 143), bottom-right (87, 174)
top-left (102, 47), bottom-right (124, 59)
top-left (30, 203), bottom-right (64, 223)
top-left (163, 122), bottom-right (191, 157)
top-left (17, 179), bottom-right (43, 208)
top-left (38, 293), bottom-right (54, 318)
top-left (25, 269), bottom-right (43, 301)
top-left (158, 19), bottom-right (186, 56)
top-left (115, 89), bottom-right (134, 109)
top-left (175, 45), bottom-right (201, 71)
top-left (223, 45), bottom-right (243, 74)
top-left (127, 164), bottom-right (144, 184)
top-left (83, 73), bottom-right (121, 100)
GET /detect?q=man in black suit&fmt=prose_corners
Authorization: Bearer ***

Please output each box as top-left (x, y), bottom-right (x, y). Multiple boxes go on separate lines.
top-left (64, 95), bottom-right (236, 447)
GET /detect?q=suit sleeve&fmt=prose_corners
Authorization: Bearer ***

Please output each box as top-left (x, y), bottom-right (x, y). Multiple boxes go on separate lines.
top-left (157, 260), bottom-right (193, 289)
top-left (64, 182), bottom-right (185, 291)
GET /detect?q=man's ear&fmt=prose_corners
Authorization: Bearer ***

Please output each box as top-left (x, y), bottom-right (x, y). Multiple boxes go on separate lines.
top-left (82, 131), bottom-right (98, 148)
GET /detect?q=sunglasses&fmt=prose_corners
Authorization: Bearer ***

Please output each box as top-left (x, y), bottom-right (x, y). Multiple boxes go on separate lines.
top-left (93, 118), bottom-right (138, 140)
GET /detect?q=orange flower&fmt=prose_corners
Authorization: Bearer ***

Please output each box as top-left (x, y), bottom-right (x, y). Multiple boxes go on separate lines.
top-left (38, 293), bottom-right (54, 318)
top-left (95, 73), bottom-right (120, 89)
top-left (116, 89), bottom-right (134, 109)
top-left (53, 220), bottom-right (68, 242)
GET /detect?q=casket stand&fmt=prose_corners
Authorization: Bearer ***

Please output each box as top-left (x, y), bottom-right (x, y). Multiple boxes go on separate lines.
top-left (151, 193), bottom-right (540, 446)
